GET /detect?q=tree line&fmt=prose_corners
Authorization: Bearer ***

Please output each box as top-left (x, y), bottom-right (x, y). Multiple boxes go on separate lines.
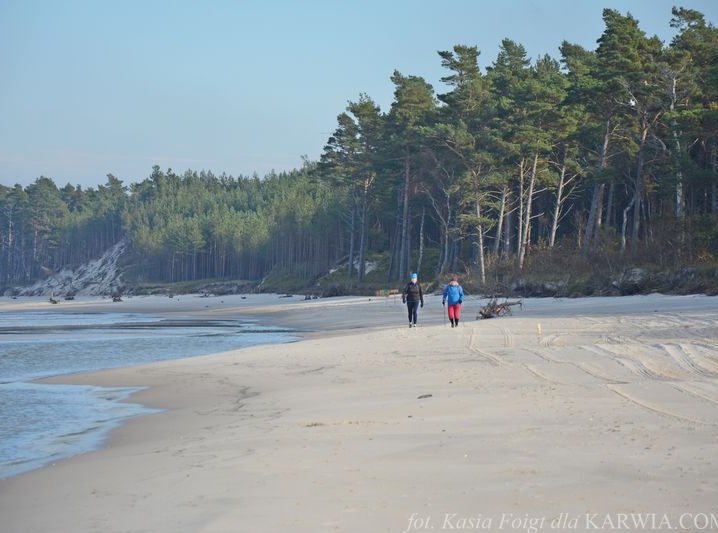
top-left (2, 8), bottom-right (717, 291)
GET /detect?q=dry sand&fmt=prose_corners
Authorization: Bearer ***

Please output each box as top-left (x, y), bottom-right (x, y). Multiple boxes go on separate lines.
top-left (1, 293), bottom-right (718, 532)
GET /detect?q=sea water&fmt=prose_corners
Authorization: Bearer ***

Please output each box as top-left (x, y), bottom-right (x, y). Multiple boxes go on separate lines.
top-left (0, 311), bottom-right (297, 479)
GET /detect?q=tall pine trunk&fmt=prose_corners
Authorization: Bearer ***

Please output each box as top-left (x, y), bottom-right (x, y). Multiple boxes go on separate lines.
top-left (518, 152), bottom-right (539, 270)
top-left (416, 207), bottom-right (425, 276)
top-left (549, 154), bottom-right (567, 249)
top-left (582, 115), bottom-right (612, 256)
top-left (346, 193), bottom-right (356, 281)
top-left (475, 198), bottom-right (486, 284)
top-left (628, 102), bottom-right (663, 255)
top-left (398, 152), bottom-right (411, 279)
top-left (358, 178), bottom-right (371, 281)
top-left (494, 185), bottom-right (507, 255)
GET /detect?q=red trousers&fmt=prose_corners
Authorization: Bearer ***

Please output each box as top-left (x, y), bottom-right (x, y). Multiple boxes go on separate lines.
top-left (447, 303), bottom-right (462, 320)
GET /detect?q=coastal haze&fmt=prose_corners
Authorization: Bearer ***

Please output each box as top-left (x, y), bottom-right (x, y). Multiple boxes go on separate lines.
top-left (1, 292), bottom-right (717, 531)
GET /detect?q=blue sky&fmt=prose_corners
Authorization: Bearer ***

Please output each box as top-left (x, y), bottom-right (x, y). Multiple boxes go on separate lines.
top-left (2, 0), bottom-right (717, 189)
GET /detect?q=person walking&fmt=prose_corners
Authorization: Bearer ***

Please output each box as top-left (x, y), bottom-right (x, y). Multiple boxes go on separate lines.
top-left (442, 274), bottom-right (465, 328)
top-left (402, 272), bottom-right (424, 327)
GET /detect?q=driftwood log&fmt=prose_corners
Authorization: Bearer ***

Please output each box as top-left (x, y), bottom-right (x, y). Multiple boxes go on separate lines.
top-left (477, 297), bottom-right (523, 319)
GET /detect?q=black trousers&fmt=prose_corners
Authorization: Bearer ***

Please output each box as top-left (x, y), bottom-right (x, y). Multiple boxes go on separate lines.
top-left (406, 301), bottom-right (420, 324)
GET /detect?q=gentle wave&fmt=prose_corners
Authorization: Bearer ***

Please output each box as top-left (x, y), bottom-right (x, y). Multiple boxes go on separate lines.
top-left (0, 311), bottom-right (297, 479)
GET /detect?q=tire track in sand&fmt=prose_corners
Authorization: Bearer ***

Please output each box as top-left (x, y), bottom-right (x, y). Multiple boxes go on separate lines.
top-left (660, 343), bottom-right (718, 378)
top-left (467, 328), bottom-right (508, 366)
top-left (607, 382), bottom-right (718, 426)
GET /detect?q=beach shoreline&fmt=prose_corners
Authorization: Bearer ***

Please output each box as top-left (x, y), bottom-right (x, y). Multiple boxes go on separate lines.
top-left (1, 293), bottom-right (717, 532)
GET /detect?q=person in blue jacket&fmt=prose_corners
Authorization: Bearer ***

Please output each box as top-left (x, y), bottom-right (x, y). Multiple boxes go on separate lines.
top-left (442, 274), bottom-right (465, 327)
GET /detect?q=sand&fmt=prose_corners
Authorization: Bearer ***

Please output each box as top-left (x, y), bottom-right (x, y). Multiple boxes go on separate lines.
top-left (1, 293), bottom-right (717, 532)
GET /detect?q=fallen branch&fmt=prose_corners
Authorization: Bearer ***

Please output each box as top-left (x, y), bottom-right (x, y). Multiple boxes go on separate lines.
top-left (477, 296), bottom-right (523, 319)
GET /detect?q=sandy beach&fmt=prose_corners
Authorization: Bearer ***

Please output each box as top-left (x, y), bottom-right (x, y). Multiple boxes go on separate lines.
top-left (1, 293), bottom-right (717, 532)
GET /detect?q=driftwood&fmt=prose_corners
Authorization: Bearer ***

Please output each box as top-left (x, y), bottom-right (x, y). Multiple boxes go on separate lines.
top-left (477, 296), bottom-right (523, 319)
